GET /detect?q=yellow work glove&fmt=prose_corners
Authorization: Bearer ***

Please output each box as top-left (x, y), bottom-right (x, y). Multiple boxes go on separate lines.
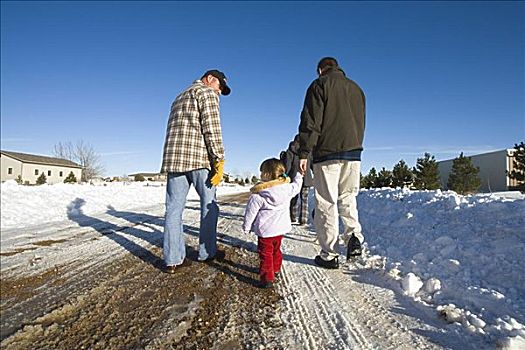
top-left (210, 159), bottom-right (225, 186)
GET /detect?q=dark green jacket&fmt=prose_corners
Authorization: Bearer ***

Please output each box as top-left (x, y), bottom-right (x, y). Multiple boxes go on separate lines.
top-left (298, 67), bottom-right (366, 161)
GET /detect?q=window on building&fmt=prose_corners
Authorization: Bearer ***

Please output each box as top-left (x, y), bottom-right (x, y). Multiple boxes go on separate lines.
top-left (48, 170), bottom-right (52, 176)
top-left (60, 171), bottom-right (63, 177)
top-left (35, 169), bottom-right (39, 175)
top-left (8, 168), bottom-right (13, 175)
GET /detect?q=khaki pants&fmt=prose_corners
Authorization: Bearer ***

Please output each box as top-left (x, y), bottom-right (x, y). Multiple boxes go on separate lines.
top-left (313, 159), bottom-right (363, 260)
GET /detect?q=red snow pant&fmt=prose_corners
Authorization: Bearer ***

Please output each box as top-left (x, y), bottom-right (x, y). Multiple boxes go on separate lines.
top-left (257, 235), bottom-right (283, 283)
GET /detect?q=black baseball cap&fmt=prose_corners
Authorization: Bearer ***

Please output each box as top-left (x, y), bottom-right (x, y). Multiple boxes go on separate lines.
top-left (202, 69), bottom-right (231, 96)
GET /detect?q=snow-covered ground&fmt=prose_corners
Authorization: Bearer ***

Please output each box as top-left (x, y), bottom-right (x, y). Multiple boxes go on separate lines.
top-left (357, 188), bottom-right (525, 349)
top-left (1, 180), bottom-right (524, 349)
top-left (0, 180), bottom-right (246, 231)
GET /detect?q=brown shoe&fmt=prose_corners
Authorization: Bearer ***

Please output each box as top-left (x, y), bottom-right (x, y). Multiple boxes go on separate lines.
top-left (165, 265), bottom-right (177, 274)
top-left (164, 259), bottom-right (191, 274)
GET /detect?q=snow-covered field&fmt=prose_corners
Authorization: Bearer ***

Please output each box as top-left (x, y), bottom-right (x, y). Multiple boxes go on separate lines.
top-left (0, 180), bottom-right (246, 231)
top-left (1, 180), bottom-right (524, 349)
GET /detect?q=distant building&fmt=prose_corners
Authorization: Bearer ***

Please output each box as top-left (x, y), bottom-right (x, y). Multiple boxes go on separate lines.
top-left (88, 176), bottom-right (106, 184)
top-left (437, 149), bottom-right (519, 192)
top-left (128, 172), bottom-right (167, 181)
top-left (1, 150), bottom-right (83, 185)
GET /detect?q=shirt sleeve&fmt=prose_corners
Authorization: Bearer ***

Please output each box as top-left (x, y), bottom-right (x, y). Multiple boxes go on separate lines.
top-left (298, 80), bottom-right (324, 159)
top-left (289, 173), bottom-right (304, 197)
top-left (243, 194), bottom-right (262, 233)
top-left (198, 89), bottom-right (225, 162)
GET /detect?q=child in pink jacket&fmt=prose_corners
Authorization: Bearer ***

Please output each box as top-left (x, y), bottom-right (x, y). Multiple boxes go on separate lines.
top-left (243, 158), bottom-right (303, 288)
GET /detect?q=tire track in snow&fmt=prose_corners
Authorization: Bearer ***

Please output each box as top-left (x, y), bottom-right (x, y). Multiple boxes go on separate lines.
top-left (279, 227), bottom-right (443, 350)
top-left (307, 264), bottom-right (371, 348)
top-left (329, 268), bottom-right (441, 350)
top-left (279, 232), bottom-right (370, 349)
top-left (280, 269), bottom-right (317, 350)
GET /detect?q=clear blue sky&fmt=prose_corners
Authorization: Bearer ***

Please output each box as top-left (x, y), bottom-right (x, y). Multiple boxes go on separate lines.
top-left (2, 1), bottom-right (524, 178)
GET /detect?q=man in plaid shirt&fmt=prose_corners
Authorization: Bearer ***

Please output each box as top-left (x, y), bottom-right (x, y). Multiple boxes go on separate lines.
top-left (161, 69), bottom-right (231, 273)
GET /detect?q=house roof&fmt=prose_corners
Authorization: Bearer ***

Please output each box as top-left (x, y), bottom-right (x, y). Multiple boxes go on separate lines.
top-left (1, 150), bottom-right (83, 168)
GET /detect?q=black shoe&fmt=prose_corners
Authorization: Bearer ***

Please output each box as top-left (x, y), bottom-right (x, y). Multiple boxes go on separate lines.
top-left (258, 281), bottom-right (274, 289)
top-left (347, 234), bottom-right (362, 259)
top-left (314, 255), bottom-right (339, 269)
top-left (200, 249), bottom-right (226, 263)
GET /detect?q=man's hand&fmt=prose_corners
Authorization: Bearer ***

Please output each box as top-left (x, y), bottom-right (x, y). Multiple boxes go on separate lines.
top-left (210, 159), bottom-right (225, 186)
top-left (299, 159), bottom-right (308, 175)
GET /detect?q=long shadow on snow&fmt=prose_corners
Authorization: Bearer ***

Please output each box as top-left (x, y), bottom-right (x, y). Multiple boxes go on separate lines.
top-left (185, 205), bottom-right (245, 221)
top-left (183, 224), bottom-right (259, 286)
top-left (67, 198), bottom-right (165, 270)
top-left (284, 230), bottom-right (318, 245)
top-left (105, 205), bottom-right (164, 243)
top-left (185, 222), bottom-right (318, 274)
top-left (344, 268), bottom-right (481, 350)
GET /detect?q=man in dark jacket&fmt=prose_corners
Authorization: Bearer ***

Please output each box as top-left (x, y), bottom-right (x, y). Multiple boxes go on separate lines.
top-left (298, 57), bottom-right (366, 269)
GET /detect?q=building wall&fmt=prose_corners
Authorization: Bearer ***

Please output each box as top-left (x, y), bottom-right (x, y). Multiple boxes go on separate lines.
top-left (21, 164), bottom-right (82, 184)
top-left (1, 154), bottom-right (82, 184)
top-left (1, 156), bottom-right (23, 182)
top-left (438, 150), bottom-right (510, 192)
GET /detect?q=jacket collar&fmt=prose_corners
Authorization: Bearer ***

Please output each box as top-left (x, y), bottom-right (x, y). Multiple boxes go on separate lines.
top-left (250, 176), bottom-right (290, 193)
top-left (321, 66), bottom-right (346, 77)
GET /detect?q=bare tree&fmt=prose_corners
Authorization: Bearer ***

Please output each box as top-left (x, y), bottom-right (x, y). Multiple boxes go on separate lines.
top-left (53, 140), bottom-right (105, 182)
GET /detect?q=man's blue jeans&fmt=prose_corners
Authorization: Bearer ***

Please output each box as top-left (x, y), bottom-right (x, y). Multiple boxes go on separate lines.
top-left (163, 169), bottom-right (219, 266)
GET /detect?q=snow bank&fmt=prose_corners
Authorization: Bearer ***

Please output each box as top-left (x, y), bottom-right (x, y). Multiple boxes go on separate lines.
top-left (359, 188), bottom-right (525, 347)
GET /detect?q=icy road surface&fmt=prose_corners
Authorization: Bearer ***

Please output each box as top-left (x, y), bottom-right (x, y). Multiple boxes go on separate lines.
top-left (1, 192), bottom-right (471, 349)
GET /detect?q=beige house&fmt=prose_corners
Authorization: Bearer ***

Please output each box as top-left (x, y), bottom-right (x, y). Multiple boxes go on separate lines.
top-left (1, 150), bottom-right (83, 185)
top-left (128, 172), bottom-right (167, 182)
top-left (437, 149), bottom-right (520, 192)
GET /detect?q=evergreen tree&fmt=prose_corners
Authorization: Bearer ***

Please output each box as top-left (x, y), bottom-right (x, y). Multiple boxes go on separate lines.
top-left (15, 175), bottom-right (23, 185)
top-left (244, 178), bottom-right (250, 185)
top-left (36, 173), bottom-right (47, 185)
top-left (134, 174), bottom-right (146, 182)
top-left (251, 175), bottom-right (259, 184)
top-left (507, 141), bottom-right (525, 191)
top-left (64, 171), bottom-right (78, 184)
top-left (447, 152), bottom-right (481, 195)
top-left (413, 153), bottom-right (441, 190)
top-left (392, 160), bottom-right (414, 188)
top-left (376, 167), bottom-right (393, 188)
top-left (361, 167), bottom-right (378, 189)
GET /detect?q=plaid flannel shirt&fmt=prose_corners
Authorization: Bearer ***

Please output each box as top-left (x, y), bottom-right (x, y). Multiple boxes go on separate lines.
top-left (161, 80), bottom-right (225, 173)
